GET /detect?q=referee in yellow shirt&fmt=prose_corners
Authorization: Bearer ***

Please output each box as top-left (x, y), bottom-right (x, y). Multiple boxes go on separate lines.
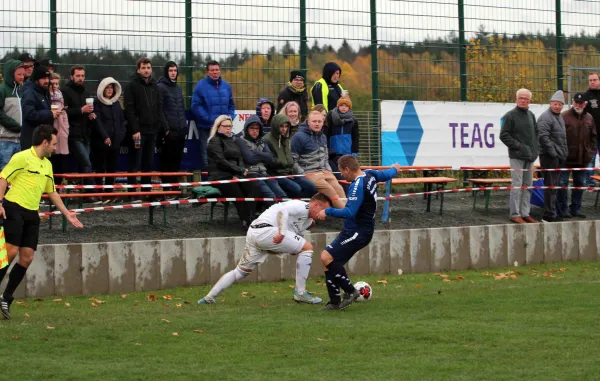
top-left (0, 125), bottom-right (83, 320)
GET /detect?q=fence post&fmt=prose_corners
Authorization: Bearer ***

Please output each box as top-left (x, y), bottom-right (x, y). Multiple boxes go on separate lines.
top-left (185, 0), bottom-right (193, 108)
top-left (458, 0), bottom-right (467, 101)
top-left (555, 0), bottom-right (564, 91)
top-left (49, 0), bottom-right (57, 61)
top-left (370, 0), bottom-right (380, 165)
top-left (299, 0), bottom-right (307, 79)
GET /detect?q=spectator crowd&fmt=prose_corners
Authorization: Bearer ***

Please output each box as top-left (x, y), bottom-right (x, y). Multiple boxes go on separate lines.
top-left (499, 72), bottom-right (600, 223)
top-left (0, 54), bottom-right (358, 226)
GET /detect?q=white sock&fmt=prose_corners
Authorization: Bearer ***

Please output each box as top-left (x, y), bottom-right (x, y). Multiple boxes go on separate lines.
top-left (206, 267), bottom-right (249, 299)
top-left (295, 251), bottom-right (313, 294)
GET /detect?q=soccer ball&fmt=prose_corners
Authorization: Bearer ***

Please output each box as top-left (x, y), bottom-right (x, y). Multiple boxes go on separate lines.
top-left (354, 281), bottom-right (372, 302)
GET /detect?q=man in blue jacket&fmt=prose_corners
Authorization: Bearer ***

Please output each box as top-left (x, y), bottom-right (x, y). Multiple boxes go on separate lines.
top-left (20, 66), bottom-right (59, 150)
top-left (191, 61), bottom-right (235, 171)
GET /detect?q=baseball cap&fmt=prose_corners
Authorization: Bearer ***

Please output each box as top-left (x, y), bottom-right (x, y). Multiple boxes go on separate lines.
top-left (17, 53), bottom-right (36, 64)
top-left (573, 92), bottom-right (587, 103)
top-left (39, 58), bottom-right (56, 68)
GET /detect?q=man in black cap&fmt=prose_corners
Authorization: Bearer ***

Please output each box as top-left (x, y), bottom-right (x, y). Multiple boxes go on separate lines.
top-left (276, 70), bottom-right (308, 119)
top-left (558, 92), bottom-right (597, 219)
top-left (20, 66), bottom-right (61, 150)
top-left (38, 58), bottom-right (57, 74)
top-left (17, 53), bottom-right (36, 93)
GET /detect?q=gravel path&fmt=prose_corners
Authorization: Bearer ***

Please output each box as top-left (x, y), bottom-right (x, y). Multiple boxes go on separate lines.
top-left (38, 189), bottom-right (600, 244)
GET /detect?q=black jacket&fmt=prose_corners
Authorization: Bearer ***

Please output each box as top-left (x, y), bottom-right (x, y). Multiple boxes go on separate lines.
top-left (20, 83), bottom-right (53, 150)
top-left (62, 80), bottom-right (91, 141)
top-left (157, 62), bottom-right (187, 138)
top-left (207, 132), bottom-right (246, 180)
top-left (124, 73), bottom-right (166, 136)
top-left (276, 85), bottom-right (308, 118)
top-left (92, 99), bottom-right (126, 151)
top-left (584, 88), bottom-right (600, 137)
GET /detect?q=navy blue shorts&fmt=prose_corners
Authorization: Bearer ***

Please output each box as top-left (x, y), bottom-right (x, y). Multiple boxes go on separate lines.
top-left (325, 230), bottom-right (373, 265)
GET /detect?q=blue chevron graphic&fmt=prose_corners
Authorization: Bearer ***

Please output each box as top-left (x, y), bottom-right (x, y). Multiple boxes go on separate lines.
top-left (395, 101), bottom-right (423, 166)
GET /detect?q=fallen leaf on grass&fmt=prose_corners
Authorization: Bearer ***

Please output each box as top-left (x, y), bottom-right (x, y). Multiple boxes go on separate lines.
top-left (161, 319), bottom-right (170, 323)
top-left (241, 291), bottom-right (255, 298)
top-left (377, 278), bottom-right (388, 286)
top-left (12, 336), bottom-right (20, 340)
top-left (15, 301), bottom-right (27, 306)
top-left (260, 304), bottom-right (268, 307)
top-left (442, 278), bottom-right (450, 283)
top-left (146, 294), bottom-right (158, 302)
top-left (542, 273), bottom-right (554, 278)
top-left (171, 332), bottom-right (180, 336)
top-left (288, 285), bottom-right (295, 289)
top-left (176, 303), bottom-right (182, 308)
top-left (192, 329), bottom-right (204, 333)
top-left (162, 303), bottom-right (170, 308)
top-left (470, 281), bottom-right (475, 284)
top-left (41, 337), bottom-right (49, 341)
top-left (510, 275), bottom-right (517, 279)
top-left (135, 343), bottom-right (142, 346)
top-left (88, 298), bottom-right (105, 304)
top-left (416, 284), bottom-right (423, 288)
top-left (64, 303), bottom-right (71, 308)
top-left (184, 301), bottom-right (191, 305)
top-left (163, 295), bottom-right (173, 300)
top-left (90, 303), bottom-right (98, 307)
top-left (121, 294), bottom-right (128, 299)
top-left (52, 298), bottom-right (62, 302)
top-left (24, 313), bottom-right (30, 318)
top-left (46, 326), bottom-right (55, 330)
top-left (317, 338), bottom-right (330, 342)
top-left (455, 276), bottom-right (465, 281)
top-left (315, 280), bottom-right (321, 284)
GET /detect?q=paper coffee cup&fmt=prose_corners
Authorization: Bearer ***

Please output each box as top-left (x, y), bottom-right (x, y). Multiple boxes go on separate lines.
top-left (86, 98), bottom-right (94, 105)
top-left (51, 105), bottom-right (59, 110)
top-left (341, 90), bottom-right (349, 98)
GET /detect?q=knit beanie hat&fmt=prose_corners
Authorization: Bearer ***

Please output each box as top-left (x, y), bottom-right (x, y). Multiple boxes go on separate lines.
top-left (549, 90), bottom-right (564, 104)
top-left (337, 97), bottom-right (352, 110)
top-left (31, 65), bottom-right (51, 81)
top-left (290, 70), bottom-right (304, 82)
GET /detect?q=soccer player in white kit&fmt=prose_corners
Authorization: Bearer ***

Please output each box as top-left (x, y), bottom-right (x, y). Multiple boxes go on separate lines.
top-left (198, 193), bottom-right (333, 305)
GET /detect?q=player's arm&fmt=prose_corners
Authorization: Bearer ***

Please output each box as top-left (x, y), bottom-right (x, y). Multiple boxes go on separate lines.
top-left (44, 174), bottom-right (83, 228)
top-left (272, 209), bottom-right (290, 244)
top-left (372, 164), bottom-right (400, 182)
top-left (0, 178), bottom-right (8, 219)
top-left (319, 181), bottom-right (364, 220)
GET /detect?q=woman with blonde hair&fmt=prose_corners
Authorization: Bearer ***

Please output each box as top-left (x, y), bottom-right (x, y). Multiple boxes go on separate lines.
top-left (49, 73), bottom-right (69, 174)
top-left (278, 101), bottom-right (302, 136)
top-left (207, 115), bottom-right (261, 227)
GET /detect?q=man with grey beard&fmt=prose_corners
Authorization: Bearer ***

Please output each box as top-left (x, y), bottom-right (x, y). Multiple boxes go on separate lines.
top-left (558, 93), bottom-right (597, 218)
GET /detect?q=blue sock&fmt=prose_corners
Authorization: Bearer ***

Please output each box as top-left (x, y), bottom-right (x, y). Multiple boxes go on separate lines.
top-left (325, 270), bottom-right (341, 304)
top-left (326, 261), bottom-right (355, 295)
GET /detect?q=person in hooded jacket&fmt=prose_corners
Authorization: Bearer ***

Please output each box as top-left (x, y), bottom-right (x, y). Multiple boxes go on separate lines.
top-left (276, 70), bottom-right (308, 119)
top-left (311, 62), bottom-right (345, 112)
top-left (291, 110), bottom-right (346, 208)
top-left (157, 61), bottom-right (188, 187)
top-left (264, 114), bottom-right (316, 198)
top-left (0, 59), bottom-right (25, 170)
top-left (207, 115), bottom-right (261, 227)
top-left (92, 77), bottom-right (126, 202)
top-left (325, 97), bottom-right (359, 174)
top-left (255, 97), bottom-right (274, 134)
top-left (48, 73), bottom-right (69, 175)
top-left (235, 115), bottom-right (286, 200)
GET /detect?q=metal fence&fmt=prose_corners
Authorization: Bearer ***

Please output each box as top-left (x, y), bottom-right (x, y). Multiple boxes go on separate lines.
top-left (2, 0), bottom-right (600, 165)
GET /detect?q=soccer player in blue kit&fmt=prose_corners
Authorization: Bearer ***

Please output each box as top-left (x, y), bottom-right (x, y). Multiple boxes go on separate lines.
top-left (316, 155), bottom-right (401, 310)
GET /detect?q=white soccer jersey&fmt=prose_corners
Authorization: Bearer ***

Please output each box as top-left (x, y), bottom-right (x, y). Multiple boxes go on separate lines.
top-left (253, 200), bottom-right (313, 236)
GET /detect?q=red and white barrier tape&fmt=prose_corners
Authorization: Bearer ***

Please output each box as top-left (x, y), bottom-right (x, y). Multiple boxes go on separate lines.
top-left (55, 174), bottom-right (306, 190)
top-left (39, 185), bottom-right (600, 217)
top-left (460, 167), bottom-right (600, 172)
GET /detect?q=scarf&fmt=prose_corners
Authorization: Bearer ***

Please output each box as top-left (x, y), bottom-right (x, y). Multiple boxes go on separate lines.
top-left (330, 107), bottom-right (354, 126)
top-left (286, 82), bottom-right (305, 94)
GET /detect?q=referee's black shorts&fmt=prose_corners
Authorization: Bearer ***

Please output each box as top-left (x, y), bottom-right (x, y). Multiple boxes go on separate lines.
top-left (2, 200), bottom-right (40, 250)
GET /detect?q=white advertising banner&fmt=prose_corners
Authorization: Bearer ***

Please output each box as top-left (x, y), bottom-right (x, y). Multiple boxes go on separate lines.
top-left (381, 101), bottom-right (551, 167)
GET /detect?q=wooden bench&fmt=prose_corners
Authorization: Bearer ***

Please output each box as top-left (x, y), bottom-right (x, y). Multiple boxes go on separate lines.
top-left (590, 175), bottom-right (600, 207)
top-left (341, 176), bottom-right (457, 219)
top-left (468, 178), bottom-right (512, 215)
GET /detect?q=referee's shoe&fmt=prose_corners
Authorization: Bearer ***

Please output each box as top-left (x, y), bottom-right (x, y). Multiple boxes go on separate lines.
top-left (0, 295), bottom-right (10, 320)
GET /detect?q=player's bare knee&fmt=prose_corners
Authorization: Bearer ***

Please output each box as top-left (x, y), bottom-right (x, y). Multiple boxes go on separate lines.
top-left (236, 266), bottom-right (252, 276)
top-left (320, 251), bottom-right (333, 266)
top-left (301, 241), bottom-right (313, 252)
top-left (18, 248), bottom-right (35, 267)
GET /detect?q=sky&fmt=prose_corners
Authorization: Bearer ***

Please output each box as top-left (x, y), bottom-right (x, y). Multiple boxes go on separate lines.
top-left (1, 0), bottom-right (599, 59)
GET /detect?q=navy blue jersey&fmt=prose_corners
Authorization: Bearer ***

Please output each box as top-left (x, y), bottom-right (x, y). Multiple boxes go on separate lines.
top-left (325, 168), bottom-right (398, 232)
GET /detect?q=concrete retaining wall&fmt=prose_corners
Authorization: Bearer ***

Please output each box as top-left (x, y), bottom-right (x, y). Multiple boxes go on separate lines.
top-left (3, 221), bottom-right (599, 298)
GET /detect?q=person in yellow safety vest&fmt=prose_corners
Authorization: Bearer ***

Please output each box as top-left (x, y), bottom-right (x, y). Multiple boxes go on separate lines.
top-left (311, 62), bottom-right (344, 112)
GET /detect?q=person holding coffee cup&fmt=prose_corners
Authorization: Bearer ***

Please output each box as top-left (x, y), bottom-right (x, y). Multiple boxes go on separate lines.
top-left (48, 73), bottom-right (69, 175)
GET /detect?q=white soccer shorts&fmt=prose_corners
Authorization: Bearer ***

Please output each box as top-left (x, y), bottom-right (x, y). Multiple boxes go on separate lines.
top-left (237, 227), bottom-right (306, 270)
